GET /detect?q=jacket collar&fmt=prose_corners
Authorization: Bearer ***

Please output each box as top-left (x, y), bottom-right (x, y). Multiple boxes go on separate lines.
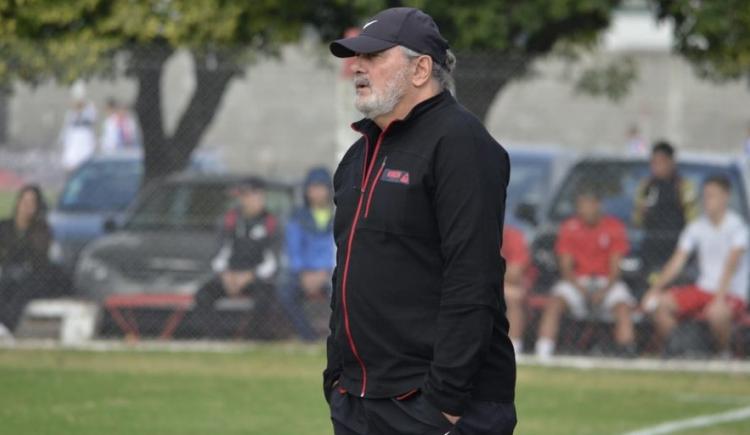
top-left (350, 90), bottom-right (453, 136)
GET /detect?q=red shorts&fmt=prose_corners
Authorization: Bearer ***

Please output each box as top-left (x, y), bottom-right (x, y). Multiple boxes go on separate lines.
top-left (669, 285), bottom-right (747, 319)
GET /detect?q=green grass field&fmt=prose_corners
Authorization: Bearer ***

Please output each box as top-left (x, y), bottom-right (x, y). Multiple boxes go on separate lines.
top-left (1, 344), bottom-right (749, 435)
top-left (0, 190), bottom-right (15, 217)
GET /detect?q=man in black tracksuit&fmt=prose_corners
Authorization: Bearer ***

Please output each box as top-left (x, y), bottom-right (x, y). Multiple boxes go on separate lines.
top-left (325, 8), bottom-right (516, 435)
top-left (193, 177), bottom-right (279, 338)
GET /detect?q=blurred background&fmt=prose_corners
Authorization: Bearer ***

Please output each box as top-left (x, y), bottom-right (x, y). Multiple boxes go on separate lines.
top-left (1, 1), bottom-right (750, 434)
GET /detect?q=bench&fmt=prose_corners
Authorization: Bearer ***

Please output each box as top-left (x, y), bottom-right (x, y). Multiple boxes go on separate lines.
top-left (104, 293), bottom-right (258, 341)
top-left (104, 294), bottom-right (194, 341)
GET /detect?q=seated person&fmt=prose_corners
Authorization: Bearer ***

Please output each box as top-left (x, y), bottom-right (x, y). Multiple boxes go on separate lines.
top-left (633, 141), bottom-right (697, 278)
top-left (194, 177), bottom-right (279, 337)
top-left (502, 224), bottom-right (531, 355)
top-left (643, 174), bottom-right (748, 357)
top-left (278, 168), bottom-right (335, 341)
top-left (535, 187), bottom-right (636, 359)
top-left (0, 185), bottom-right (68, 337)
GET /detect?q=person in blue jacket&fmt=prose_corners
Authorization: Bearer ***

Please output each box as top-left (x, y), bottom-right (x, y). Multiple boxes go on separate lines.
top-left (279, 167), bottom-right (335, 341)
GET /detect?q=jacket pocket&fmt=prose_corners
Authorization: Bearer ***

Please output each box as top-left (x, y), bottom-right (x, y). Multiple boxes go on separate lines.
top-left (391, 390), bottom-right (454, 429)
top-left (360, 166), bottom-right (414, 232)
top-left (359, 154), bottom-right (438, 240)
top-left (364, 157), bottom-right (387, 219)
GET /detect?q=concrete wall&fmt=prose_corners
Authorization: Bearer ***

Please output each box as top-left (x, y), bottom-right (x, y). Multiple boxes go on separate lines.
top-left (487, 51), bottom-right (750, 154)
top-left (4, 45), bottom-right (348, 184)
top-left (4, 44), bottom-right (750, 186)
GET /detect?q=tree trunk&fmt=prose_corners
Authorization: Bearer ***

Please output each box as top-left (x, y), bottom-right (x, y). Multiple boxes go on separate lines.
top-left (0, 86), bottom-right (9, 145)
top-left (168, 57), bottom-right (236, 175)
top-left (453, 52), bottom-right (530, 123)
top-left (133, 46), bottom-right (172, 188)
top-left (133, 48), bottom-right (238, 188)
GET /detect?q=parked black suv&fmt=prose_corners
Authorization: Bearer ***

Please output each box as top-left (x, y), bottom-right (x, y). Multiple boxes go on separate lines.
top-left (73, 173), bottom-right (294, 302)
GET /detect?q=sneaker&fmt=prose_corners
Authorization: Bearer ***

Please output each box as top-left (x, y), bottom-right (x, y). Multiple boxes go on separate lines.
top-left (0, 323), bottom-right (14, 343)
top-left (535, 338), bottom-right (555, 361)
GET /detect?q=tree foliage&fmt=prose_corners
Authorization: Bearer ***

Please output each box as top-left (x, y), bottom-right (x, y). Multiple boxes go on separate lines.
top-left (1, 0), bottom-right (625, 181)
top-left (655, 0), bottom-right (750, 84)
top-left (333, 0), bottom-right (623, 120)
top-left (0, 0), bottom-right (313, 184)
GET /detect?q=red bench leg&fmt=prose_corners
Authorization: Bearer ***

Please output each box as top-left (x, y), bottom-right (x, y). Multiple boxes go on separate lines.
top-left (160, 309), bottom-right (186, 340)
top-left (123, 309), bottom-right (140, 338)
top-left (108, 307), bottom-right (140, 340)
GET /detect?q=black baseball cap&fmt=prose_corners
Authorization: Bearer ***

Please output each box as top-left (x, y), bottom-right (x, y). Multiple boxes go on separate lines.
top-left (330, 7), bottom-right (449, 67)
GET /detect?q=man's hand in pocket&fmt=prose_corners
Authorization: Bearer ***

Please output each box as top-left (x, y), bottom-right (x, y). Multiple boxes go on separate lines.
top-left (442, 412), bottom-right (460, 425)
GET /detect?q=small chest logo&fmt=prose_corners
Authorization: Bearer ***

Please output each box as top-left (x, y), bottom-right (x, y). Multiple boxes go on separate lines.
top-left (598, 233), bottom-right (611, 248)
top-left (381, 168), bottom-right (410, 185)
top-left (250, 224), bottom-right (267, 240)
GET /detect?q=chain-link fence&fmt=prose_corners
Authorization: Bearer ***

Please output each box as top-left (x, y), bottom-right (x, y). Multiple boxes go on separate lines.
top-left (1, 43), bottom-right (749, 362)
top-left (510, 155), bottom-right (750, 359)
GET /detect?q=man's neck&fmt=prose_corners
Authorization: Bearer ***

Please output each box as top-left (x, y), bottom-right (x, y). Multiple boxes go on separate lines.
top-left (373, 85), bottom-right (442, 130)
top-left (708, 209), bottom-right (727, 226)
top-left (242, 210), bottom-right (263, 220)
top-left (582, 215), bottom-right (602, 227)
top-left (654, 173), bottom-right (675, 182)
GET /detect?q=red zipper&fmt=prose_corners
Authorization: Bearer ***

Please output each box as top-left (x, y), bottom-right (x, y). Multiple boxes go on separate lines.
top-left (395, 388), bottom-right (419, 401)
top-left (364, 157), bottom-right (387, 218)
top-left (341, 123), bottom-right (391, 397)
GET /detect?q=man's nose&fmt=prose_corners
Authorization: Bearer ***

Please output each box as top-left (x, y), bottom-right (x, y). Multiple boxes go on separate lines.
top-left (350, 55), bottom-right (365, 75)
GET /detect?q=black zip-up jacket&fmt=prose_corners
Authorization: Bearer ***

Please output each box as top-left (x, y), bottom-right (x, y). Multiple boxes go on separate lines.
top-left (323, 91), bottom-right (516, 416)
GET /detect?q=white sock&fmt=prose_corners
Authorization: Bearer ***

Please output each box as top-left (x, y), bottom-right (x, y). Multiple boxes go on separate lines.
top-left (511, 338), bottom-right (523, 355)
top-left (535, 337), bottom-right (555, 359)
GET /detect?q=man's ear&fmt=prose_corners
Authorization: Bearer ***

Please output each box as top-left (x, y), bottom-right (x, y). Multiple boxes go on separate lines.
top-left (411, 55), bottom-right (433, 87)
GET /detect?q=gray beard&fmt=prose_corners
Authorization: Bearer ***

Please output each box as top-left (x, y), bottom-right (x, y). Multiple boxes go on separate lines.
top-left (354, 68), bottom-right (408, 119)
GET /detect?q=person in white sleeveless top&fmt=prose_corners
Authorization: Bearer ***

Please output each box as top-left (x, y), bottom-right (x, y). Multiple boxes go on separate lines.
top-left (643, 174), bottom-right (749, 357)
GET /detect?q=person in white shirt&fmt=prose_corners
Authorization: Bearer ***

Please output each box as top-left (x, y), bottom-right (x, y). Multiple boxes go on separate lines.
top-left (60, 98), bottom-right (97, 172)
top-left (625, 124), bottom-right (647, 156)
top-left (643, 174), bottom-right (749, 355)
top-left (100, 97), bottom-right (140, 152)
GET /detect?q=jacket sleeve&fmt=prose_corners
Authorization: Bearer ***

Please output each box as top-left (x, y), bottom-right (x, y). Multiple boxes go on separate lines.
top-left (253, 215), bottom-right (280, 281)
top-left (285, 216), bottom-right (305, 274)
top-left (679, 178), bottom-right (700, 222)
top-left (421, 127), bottom-right (508, 416)
top-left (254, 249), bottom-right (278, 281)
top-left (632, 179), bottom-right (648, 227)
top-left (210, 211), bottom-right (236, 272)
top-left (323, 266), bottom-right (341, 403)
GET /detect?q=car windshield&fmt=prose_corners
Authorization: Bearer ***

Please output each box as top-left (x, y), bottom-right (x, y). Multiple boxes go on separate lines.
top-left (507, 154), bottom-right (552, 211)
top-left (58, 160), bottom-right (142, 212)
top-left (56, 155), bottom-right (225, 214)
top-left (548, 159), bottom-right (748, 225)
top-left (125, 183), bottom-right (233, 231)
top-left (125, 182), bottom-right (293, 232)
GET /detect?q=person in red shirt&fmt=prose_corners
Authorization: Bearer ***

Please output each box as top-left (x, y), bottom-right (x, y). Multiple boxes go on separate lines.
top-left (502, 225), bottom-right (531, 355)
top-left (535, 188), bottom-right (636, 358)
